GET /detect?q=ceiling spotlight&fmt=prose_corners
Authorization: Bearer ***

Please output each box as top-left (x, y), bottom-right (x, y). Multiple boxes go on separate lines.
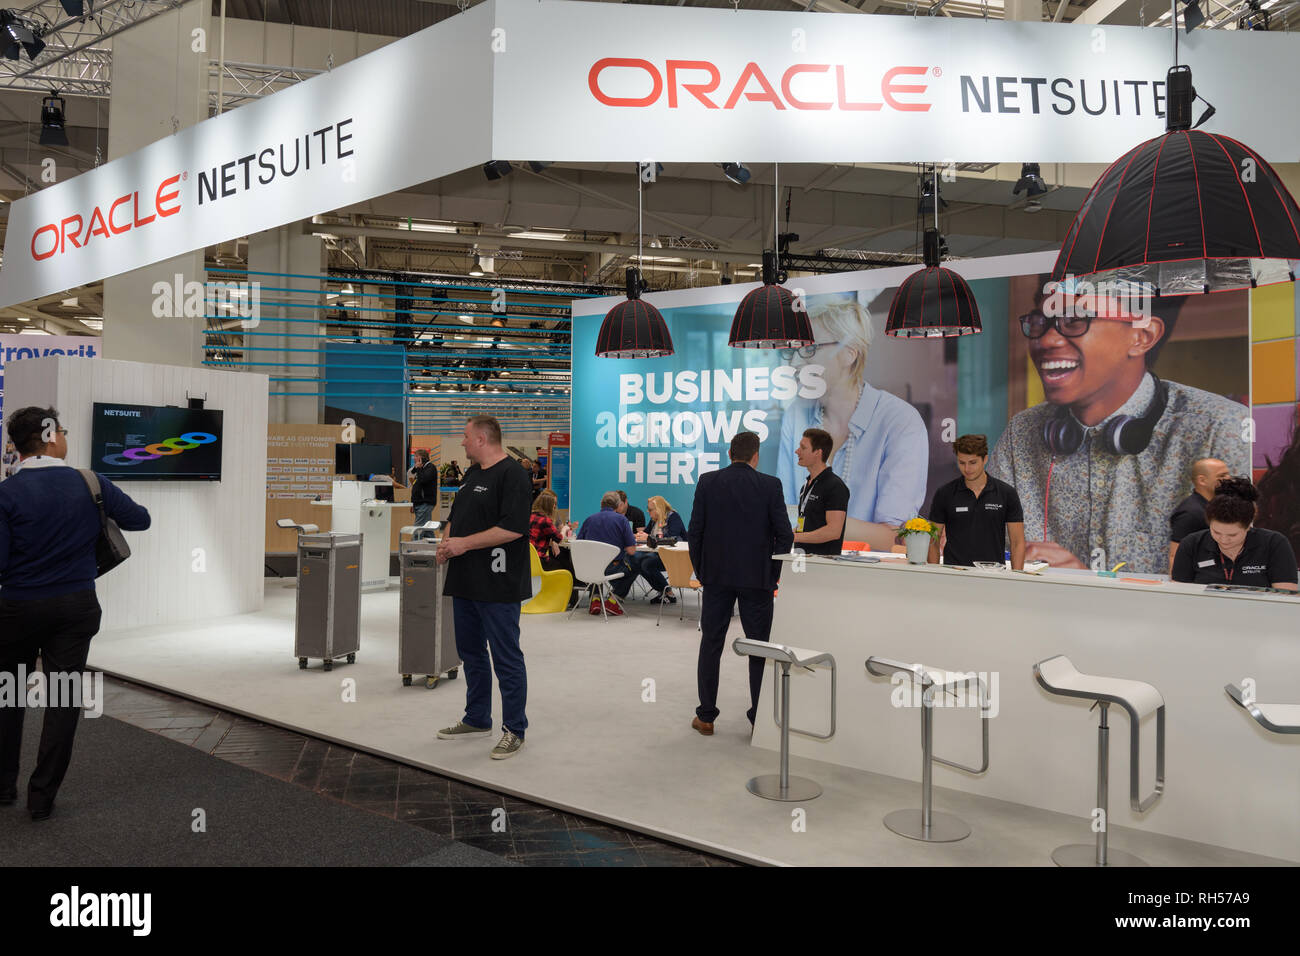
top-left (720, 163), bottom-right (750, 185)
top-left (919, 175), bottom-right (948, 215)
top-left (1183, 0), bottom-right (1205, 31)
top-left (483, 160), bottom-right (513, 181)
top-left (39, 93), bottom-right (67, 147)
top-left (1, 11), bottom-right (44, 60)
top-left (1012, 162), bottom-right (1048, 199)
top-left (527, 162), bottom-right (552, 173)
top-left (1239, 0), bottom-right (1270, 30)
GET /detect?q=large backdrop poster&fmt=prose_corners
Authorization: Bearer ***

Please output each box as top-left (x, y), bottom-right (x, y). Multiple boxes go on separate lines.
top-left (571, 251), bottom-right (1262, 575)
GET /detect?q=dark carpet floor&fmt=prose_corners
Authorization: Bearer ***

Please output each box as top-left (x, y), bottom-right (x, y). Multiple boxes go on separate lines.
top-left (0, 712), bottom-right (514, 867)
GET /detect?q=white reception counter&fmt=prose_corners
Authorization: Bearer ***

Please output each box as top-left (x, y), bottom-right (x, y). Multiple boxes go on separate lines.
top-left (751, 555), bottom-right (1300, 862)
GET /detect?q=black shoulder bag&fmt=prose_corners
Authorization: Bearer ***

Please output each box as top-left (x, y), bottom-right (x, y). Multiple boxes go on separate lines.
top-left (77, 469), bottom-right (131, 577)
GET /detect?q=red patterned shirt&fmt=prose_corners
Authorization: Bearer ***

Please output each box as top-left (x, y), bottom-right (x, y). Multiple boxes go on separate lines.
top-left (529, 512), bottom-right (562, 560)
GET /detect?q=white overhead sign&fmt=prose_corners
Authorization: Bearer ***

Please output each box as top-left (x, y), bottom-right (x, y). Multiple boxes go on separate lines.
top-left (2, 0), bottom-right (1298, 308)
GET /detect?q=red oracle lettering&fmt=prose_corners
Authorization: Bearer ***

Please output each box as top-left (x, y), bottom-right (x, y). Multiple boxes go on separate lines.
top-left (133, 191), bottom-right (155, 228)
top-left (60, 214), bottom-right (84, 252)
top-left (84, 206), bottom-right (111, 243)
top-left (666, 60), bottom-right (720, 109)
top-left (781, 63), bottom-right (832, 111)
top-left (588, 58), bottom-right (663, 107)
top-left (836, 65), bottom-right (881, 111)
top-left (30, 223), bottom-right (58, 261)
top-left (882, 66), bottom-right (932, 112)
top-left (723, 62), bottom-right (785, 110)
top-left (155, 173), bottom-right (182, 216)
top-left (108, 194), bottom-right (133, 234)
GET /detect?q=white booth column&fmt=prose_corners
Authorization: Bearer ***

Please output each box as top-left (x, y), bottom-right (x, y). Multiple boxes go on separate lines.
top-left (101, 0), bottom-right (210, 368)
top-left (248, 226), bottom-right (327, 425)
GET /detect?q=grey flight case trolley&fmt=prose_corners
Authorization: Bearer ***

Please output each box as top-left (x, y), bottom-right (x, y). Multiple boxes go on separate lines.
top-left (398, 539), bottom-right (460, 688)
top-left (294, 532), bottom-right (362, 672)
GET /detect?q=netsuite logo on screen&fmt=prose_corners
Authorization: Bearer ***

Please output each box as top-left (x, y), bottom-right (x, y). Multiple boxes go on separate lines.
top-left (102, 431), bottom-right (217, 467)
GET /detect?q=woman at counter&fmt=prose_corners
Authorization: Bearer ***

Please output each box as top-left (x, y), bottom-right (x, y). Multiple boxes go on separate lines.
top-left (1171, 476), bottom-right (1299, 591)
top-left (631, 495), bottom-right (687, 604)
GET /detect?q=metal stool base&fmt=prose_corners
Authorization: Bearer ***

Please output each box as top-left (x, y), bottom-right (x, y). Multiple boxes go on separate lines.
top-left (883, 809), bottom-right (971, 843)
top-left (1051, 844), bottom-right (1148, 867)
top-left (745, 774), bottom-right (822, 802)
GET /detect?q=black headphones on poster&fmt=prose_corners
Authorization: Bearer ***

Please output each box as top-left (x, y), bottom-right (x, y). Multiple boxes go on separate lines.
top-left (1041, 375), bottom-right (1169, 457)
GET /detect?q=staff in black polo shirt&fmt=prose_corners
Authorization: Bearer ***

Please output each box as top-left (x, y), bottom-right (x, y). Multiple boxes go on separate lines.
top-left (791, 428), bottom-right (850, 556)
top-left (435, 415), bottom-right (534, 760)
top-left (1171, 476), bottom-right (1298, 590)
top-left (928, 434), bottom-right (1026, 569)
top-left (1167, 458), bottom-right (1229, 573)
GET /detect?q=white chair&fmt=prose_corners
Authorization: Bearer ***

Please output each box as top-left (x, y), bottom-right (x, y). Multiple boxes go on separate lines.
top-left (567, 539), bottom-right (625, 622)
top-left (865, 657), bottom-right (990, 843)
top-left (1225, 682), bottom-right (1300, 734)
top-left (1034, 655), bottom-right (1165, 867)
top-left (732, 639), bottom-right (836, 801)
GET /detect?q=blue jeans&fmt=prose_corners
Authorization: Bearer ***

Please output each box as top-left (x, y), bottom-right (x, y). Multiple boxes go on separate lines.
top-left (629, 551), bottom-right (669, 593)
top-left (452, 597), bottom-right (527, 738)
top-left (604, 556), bottom-right (635, 598)
top-left (413, 502), bottom-right (434, 527)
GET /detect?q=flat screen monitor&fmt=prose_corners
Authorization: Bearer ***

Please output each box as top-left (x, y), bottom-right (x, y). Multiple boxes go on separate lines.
top-left (91, 402), bottom-right (224, 481)
top-left (335, 442), bottom-right (392, 479)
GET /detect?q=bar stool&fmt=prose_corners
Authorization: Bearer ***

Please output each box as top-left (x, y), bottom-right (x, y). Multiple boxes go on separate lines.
top-left (864, 657), bottom-right (990, 842)
top-left (732, 639), bottom-right (836, 801)
top-left (1033, 654), bottom-right (1165, 867)
top-left (1225, 682), bottom-right (1300, 734)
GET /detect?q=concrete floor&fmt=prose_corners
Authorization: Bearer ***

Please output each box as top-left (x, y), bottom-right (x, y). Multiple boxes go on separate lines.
top-left (85, 581), bottom-right (1289, 867)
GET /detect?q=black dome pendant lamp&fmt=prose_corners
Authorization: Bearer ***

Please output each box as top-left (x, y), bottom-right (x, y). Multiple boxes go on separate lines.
top-left (596, 166), bottom-right (674, 358)
top-left (728, 163), bottom-right (814, 349)
top-left (1051, 4), bottom-right (1300, 296)
top-left (885, 166), bottom-right (982, 338)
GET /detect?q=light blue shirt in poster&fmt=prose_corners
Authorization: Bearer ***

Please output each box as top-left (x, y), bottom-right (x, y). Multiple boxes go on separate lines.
top-left (778, 383), bottom-right (929, 527)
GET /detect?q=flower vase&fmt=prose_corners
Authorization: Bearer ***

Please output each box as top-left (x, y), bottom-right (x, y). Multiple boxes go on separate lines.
top-left (904, 534), bottom-right (929, 565)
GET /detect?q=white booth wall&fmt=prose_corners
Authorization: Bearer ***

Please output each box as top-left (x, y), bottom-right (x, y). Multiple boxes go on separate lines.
top-left (2, 357), bottom-right (268, 631)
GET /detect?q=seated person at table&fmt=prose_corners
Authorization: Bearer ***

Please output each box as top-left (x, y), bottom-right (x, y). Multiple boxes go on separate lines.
top-left (615, 490), bottom-right (647, 534)
top-left (577, 491), bottom-right (637, 614)
top-left (1171, 476), bottom-right (1298, 591)
top-left (531, 490), bottom-right (577, 609)
top-left (631, 495), bottom-right (688, 604)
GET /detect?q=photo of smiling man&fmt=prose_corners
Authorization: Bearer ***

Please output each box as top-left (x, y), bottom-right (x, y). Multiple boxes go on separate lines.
top-left (987, 277), bottom-right (1250, 576)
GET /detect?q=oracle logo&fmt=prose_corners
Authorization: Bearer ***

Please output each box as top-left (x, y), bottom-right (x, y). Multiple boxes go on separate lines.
top-left (587, 59), bottom-right (933, 112)
top-left (30, 173), bottom-right (182, 262)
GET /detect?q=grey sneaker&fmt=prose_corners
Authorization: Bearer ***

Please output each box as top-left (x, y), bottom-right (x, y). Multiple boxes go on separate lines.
top-left (437, 721), bottom-right (492, 740)
top-left (490, 730), bottom-right (525, 760)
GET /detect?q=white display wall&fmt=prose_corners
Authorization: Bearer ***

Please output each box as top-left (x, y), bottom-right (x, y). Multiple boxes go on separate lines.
top-left (2, 357), bottom-right (269, 631)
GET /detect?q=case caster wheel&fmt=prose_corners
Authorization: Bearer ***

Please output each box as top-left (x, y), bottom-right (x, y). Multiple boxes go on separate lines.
top-left (323, 659), bottom-right (333, 672)
top-left (448, 669), bottom-right (459, 680)
top-left (347, 653), bottom-right (356, 664)
top-left (402, 675), bottom-right (412, 687)
top-left (425, 675), bottom-right (439, 689)
top-left (298, 658), bottom-right (308, 670)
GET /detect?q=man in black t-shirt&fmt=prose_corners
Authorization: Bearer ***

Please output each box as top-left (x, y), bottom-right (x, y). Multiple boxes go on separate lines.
top-left (1167, 458), bottom-right (1229, 574)
top-left (615, 490), bottom-right (646, 533)
top-left (791, 428), bottom-right (850, 556)
top-left (407, 449), bottom-right (439, 528)
top-left (928, 434), bottom-right (1026, 568)
top-left (435, 416), bottom-right (533, 760)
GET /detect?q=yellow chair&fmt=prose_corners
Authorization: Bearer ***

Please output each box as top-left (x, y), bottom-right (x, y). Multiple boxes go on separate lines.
top-left (523, 545), bottom-right (574, 614)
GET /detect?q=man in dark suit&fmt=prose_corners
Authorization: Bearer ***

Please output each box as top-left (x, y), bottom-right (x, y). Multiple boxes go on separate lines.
top-left (687, 431), bottom-right (794, 735)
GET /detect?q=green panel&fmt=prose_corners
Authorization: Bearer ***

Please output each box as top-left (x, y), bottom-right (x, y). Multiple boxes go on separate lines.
top-left (957, 277), bottom-right (1010, 448)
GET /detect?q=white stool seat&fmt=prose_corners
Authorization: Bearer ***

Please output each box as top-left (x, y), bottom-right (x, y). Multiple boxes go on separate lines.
top-left (865, 656), bottom-right (979, 693)
top-left (1035, 654), bottom-right (1164, 719)
top-left (734, 639), bottom-right (833, 669)
top-left (1225, 683), bottom-right (1300, 734)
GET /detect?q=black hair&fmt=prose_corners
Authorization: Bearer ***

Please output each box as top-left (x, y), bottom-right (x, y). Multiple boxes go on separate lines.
top-left (729, 431), bottom-right (761, 463)
top-left (802, 428), bottom-right (833, 463)
top-left (5, 405), bottom-right (59, 456)
top-left (953, 434), bottom-right (989, 458)
top-left (1256, 425), bottom-right (1300, 554)
top-left (1205, 475), bottom-right (1258, 528)
top-left (1144, 293), bottom-right (1186, 368)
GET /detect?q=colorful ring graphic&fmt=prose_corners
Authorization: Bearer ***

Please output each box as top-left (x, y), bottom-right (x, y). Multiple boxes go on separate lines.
top-left (102, 431), bottom-right (217, 467)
